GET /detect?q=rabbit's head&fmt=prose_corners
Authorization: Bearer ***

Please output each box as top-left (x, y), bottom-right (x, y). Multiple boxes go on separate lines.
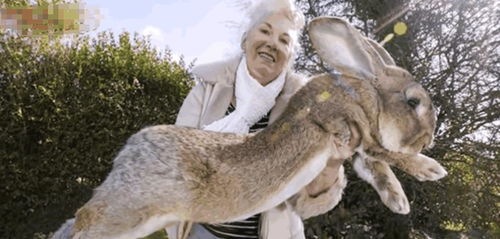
top-left (308, 17), bottom-right (437, 154)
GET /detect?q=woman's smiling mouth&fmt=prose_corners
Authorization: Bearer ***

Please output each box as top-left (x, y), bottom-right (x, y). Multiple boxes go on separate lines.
top-left (258, 52), bottom-right (276, 62)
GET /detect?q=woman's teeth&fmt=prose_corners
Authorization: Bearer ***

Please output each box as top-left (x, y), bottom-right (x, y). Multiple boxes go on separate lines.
top-left (259, 52), bottom-right (275, 62)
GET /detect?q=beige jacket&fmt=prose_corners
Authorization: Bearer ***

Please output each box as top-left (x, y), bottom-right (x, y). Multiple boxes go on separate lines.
top-left (169, 55), bottom-right (342, 239)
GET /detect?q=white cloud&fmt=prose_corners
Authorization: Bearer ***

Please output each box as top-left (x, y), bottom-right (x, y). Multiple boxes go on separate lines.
top-left (86, 0), bottom-right (245, 65)
top-left (149, 0), bottom-right (244, 64)
top-left (196, 41), bottom-right (239, 64)
top-left (141, 25), bottom-right (166, 47)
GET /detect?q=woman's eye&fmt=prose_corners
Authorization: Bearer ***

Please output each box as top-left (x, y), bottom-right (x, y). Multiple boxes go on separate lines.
top-left (280, 38), bottom-right (289, 45)
top-left (260, 29), bottom-right (270, 35)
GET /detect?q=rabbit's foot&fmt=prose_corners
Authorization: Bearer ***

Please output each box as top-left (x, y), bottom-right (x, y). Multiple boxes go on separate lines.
top-left (410, 154), bottom-right (448, 181)
top-left (353, 154), bottom-right (410, 214)
top-left (376, 179), bottom-right (409, 214)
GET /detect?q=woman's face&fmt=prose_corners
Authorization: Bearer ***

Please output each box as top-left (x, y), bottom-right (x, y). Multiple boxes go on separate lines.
top-left (243, 12), bottom-right (295, 85)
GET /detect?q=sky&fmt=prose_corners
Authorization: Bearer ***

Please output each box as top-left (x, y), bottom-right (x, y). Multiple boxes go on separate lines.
top-left (84, 0), bottom-right (245, 65)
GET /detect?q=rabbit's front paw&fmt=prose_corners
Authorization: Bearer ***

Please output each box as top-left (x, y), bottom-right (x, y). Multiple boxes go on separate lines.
top-left (377, 181), bottom-right (410, 214)
top-left (412, 154), bottom-right (448, 181)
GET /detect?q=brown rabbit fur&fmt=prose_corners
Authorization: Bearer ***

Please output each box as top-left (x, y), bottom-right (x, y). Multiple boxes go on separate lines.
top-left (51, 17), bottom-right (447, 239)
top-left (306, 17), bottom-right (447, 214)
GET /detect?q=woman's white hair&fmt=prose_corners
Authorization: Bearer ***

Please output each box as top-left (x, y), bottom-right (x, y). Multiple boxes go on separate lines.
top-left (238, 0), bottom-right (305, 49)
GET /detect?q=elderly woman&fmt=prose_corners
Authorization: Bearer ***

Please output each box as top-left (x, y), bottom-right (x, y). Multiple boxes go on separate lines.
top-left (167, 0), bottom-right (345, 238)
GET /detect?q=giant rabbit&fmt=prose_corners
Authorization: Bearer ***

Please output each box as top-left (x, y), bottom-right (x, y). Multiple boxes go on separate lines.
top-left (52, 17), bottom-right (447, 239)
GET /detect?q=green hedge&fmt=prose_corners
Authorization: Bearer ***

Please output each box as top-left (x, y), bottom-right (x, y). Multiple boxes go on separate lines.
top-left (0, 31), bottom-right (192, 238)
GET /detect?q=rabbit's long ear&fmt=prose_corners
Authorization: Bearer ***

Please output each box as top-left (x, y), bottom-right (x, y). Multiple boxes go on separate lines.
top-left (365, 38), bottom-right (396, 66)
top-left (365, 36), bottom-right (416, 91)
top-left (308, 17), bottom-right (380, 80)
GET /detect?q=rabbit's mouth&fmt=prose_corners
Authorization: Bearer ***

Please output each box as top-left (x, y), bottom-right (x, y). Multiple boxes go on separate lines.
top-left (420, 134), bottom-right (435, 151)
top-left (403, 132), bottom-right (433, 153)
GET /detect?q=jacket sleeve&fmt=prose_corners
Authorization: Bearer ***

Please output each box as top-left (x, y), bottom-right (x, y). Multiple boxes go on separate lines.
top-left (175, 80), bottom-right (207, 129)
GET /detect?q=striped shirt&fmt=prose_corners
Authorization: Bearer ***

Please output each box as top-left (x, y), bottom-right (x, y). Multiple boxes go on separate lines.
top-left (201, 103), bottom-right (270, 238)
top-left (225, 103), bottom-right (270, 133)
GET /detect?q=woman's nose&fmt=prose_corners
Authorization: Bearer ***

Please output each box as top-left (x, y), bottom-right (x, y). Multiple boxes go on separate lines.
top-left (265, 38), bottom-right (278, 51)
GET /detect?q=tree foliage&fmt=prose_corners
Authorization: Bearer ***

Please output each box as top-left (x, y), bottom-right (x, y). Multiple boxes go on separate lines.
top-left (0, 31), bottom-right (192, 238)
top-left (295, 0), bottom-right (499, 238)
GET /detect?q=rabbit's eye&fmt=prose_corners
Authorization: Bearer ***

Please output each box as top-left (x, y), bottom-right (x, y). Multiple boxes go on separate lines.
top-left (407, 98), bottom-right (420, 109)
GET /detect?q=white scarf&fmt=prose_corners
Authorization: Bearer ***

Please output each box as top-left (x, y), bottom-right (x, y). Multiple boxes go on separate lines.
top-left (235, 57), bottom-right (286, 111)
top-left (203, 56), bottom-right (286, 133)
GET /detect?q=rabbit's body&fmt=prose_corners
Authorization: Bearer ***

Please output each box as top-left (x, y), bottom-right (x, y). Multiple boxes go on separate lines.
top-left (67, 74), bottom-right (356, 239)
top-left (52, 17), bottom-right (448, 239)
